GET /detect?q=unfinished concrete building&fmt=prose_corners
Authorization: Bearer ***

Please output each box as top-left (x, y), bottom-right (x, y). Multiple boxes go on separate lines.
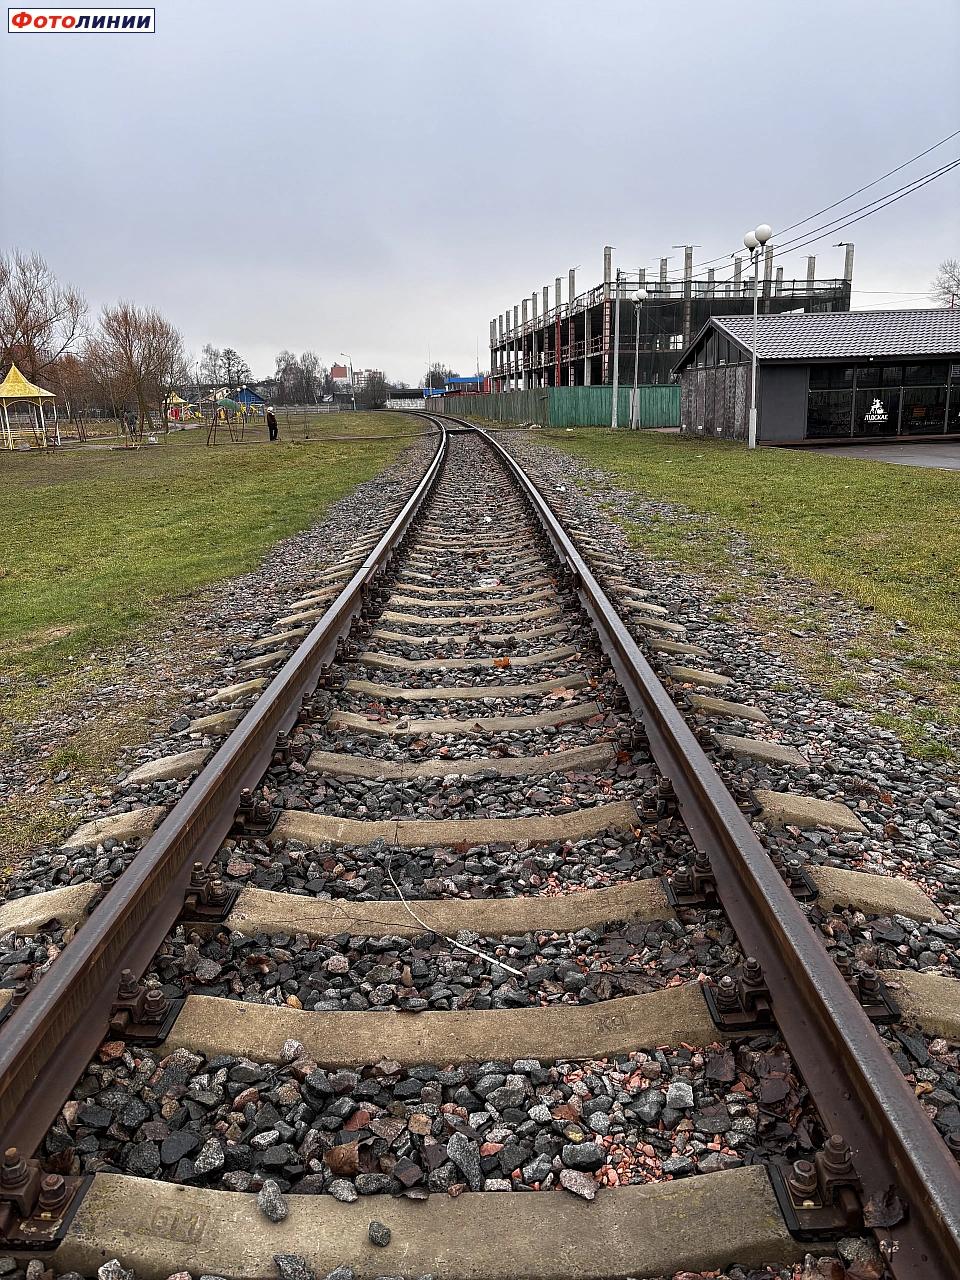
top-left (489, 243), bottom-right (854, 391)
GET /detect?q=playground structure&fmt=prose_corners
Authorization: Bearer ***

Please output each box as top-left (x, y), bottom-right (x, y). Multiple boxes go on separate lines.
top-left (166, 392), bottom-right (200, 423)
top-left (0, 364), bottom-right (59, 449)
top-left (205, 397), bottom-right (251, 445)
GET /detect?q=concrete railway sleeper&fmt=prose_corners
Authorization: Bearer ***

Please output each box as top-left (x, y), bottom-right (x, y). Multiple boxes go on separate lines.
top-left (0, 414), bottom-right (957, 1279)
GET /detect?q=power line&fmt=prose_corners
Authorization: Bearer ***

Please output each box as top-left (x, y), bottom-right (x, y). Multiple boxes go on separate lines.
top-left (776, 125), bottom-right (960, 236)
top-left (769, 156), bottom-right (960, 257)
top-left (622, 127), bottom-right (960, 285)
top-left (771, 156), bottom-right (960, 259)
top-left (622, 154), bottom-right (960, 294)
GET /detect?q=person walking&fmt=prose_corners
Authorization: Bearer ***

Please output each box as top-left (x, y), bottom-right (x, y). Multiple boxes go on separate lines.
top-left (267, 407), bottom-right (279, 442)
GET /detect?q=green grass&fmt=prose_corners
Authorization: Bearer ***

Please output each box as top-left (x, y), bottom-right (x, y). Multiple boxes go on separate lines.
top-left (545, 430), bottom-right (959, 641)
top-left (0, 413), bottom-right (412, 673)
top-left (543, 429), bottom-right (960, 747)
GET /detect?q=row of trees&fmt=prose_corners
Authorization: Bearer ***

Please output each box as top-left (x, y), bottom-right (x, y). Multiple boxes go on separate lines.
top-left (0, 249), bottom-right (188, 434)
top-left (1, 247), bottom-right (480, 430)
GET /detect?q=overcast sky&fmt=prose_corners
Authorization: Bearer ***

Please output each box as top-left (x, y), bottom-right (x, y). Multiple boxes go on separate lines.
top-left (2, 0), bottom-right (958, 383)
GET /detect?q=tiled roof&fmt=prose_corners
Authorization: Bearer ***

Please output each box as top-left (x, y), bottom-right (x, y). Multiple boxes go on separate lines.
top-left (699, 309), bottom-right (960, 363)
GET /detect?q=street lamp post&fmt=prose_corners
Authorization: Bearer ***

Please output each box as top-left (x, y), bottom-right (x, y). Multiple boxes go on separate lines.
top-left (630, 288), bottom-right (648, 430)
top-left (743, 224), bottom-right (772, 449)
top-left (340, 352), bottom-right (357, 412)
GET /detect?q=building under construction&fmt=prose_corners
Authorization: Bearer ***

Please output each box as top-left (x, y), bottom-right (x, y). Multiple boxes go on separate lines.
top-left (489, 243), bottom-right (854, 390)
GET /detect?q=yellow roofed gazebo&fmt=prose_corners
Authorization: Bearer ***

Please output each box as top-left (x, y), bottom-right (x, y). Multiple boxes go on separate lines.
top-left (0, 363), bottom-right (59, 449)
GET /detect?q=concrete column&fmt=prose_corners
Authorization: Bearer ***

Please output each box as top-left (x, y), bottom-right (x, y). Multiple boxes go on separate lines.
top-left (682, 245), bottom-right (694, 348)
top-left (763, 244), bottom-right (774, 299)
top-left (513, 305), bottom-right (519, 332)
top-left (660, 257), bottom-right (668, 286)
top-left (843, 243), bottom-right (855, 282)
top-left (603, 246), bottom-right (612, 288)
top-left (533, 295), bottom-right (540, 381)
top-left (568, 268), bottom-right (576, 303)
top-left (775, 266), bottom-right (783, 295)
top-left (498, 314), bottom-right (504, 342)
top-left (706, 268), bottom-right (715, 298)
top-left (555, 276), bottom-right (563, 309)
top-left (806, 256), bottom-right (816, 288)
top-left (733, 256), bottom-right (742, 294)
top-left (638, 267), bottom-right (646, 289)
top-left (521, 300), bottom-right (529, 389)
top-left (584, 307), bottom-right (592, 385)
top-left (543, 285), bottom-right (550, 316)
top-left (611, 270), bottom-right (622, 424)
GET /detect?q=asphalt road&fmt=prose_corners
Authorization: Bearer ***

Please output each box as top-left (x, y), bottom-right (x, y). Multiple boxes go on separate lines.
top-left (819, 438), bottom-right (960, 470)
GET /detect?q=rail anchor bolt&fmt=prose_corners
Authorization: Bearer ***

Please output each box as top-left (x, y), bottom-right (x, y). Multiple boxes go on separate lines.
top-left (853, 968), bottom-right (901, 1025)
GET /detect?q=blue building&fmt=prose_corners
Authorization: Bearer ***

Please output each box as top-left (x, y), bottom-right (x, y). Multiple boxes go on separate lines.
top-left (234, 386), bottom-right (265, 410)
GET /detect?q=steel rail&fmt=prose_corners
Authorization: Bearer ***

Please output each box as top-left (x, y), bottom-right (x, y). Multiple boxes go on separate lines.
top-left (0, 419), bottom-right (449, 1157)
top-left (458, 416), bottom-right (960, 1280)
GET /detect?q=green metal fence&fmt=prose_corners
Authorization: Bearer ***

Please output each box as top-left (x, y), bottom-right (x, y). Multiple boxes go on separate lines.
top-left (428, 385), bottom-right (680, 429)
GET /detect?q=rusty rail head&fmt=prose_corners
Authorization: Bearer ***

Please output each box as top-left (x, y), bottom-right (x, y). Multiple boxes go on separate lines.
top-left (0, 420), bottom-right (448, 1157)
top-left (463, 417), bottom-right (960, 1280)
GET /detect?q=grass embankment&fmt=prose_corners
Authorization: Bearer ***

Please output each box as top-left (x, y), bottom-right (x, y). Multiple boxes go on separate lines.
top-left (0, 413), bottom-right (412, 674)
top-left (542, 429), bottom-right (960, 756)
top-left (0, 413), bottom-right (414, 857)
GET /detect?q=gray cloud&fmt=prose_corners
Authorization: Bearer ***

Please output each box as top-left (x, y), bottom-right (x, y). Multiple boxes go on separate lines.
top-left (2, 0), bottom-right (958, 382)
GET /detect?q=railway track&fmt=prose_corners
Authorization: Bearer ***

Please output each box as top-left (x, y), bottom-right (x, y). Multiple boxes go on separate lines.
top-left (0, 413), bottom-right (958, 1280)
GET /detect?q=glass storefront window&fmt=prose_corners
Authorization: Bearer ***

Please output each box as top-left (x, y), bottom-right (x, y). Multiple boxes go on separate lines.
top-left (809, 365), bottom-right (854, 389)
top-left (903, 362), bottom-right (949, 385)
top-left (854, 388), bottom-right (899, 435)
top-left (901, 386), bottom-right (947, 434)
top-left (805, 362), bottom-right (958, 439)
top-left (807, 389), bottom-right (852, 437)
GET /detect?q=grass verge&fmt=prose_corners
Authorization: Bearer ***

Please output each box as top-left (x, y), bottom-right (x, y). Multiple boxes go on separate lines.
top-left (0, 413), bottom-right (415, 860)
top-left (542, 429), bottom-right (960, 756)
top-left (0, 413), bottom-right (411, 674)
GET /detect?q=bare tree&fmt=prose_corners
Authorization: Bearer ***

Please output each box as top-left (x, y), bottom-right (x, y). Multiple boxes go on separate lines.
top-left (221, 347), bottom-right (251, 387)
top-left (0, 250), bottom-right (87, 380)
top-left (150, 312), bottom-right (190, 432)
top-left (358, 372), bottom-right (389, 409)
top-left (421, 362), bottom-right (455, 390)
top-left (47, 352), bottom-right (98, 431)
top-left (94, 302), bottom-right (188, 439)
top-left (200, 343), bottom-right (223, 390)
top-left (300, 350), bottom-right (324, 405)
top-left (931, 259), bottom-right (960, 307)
